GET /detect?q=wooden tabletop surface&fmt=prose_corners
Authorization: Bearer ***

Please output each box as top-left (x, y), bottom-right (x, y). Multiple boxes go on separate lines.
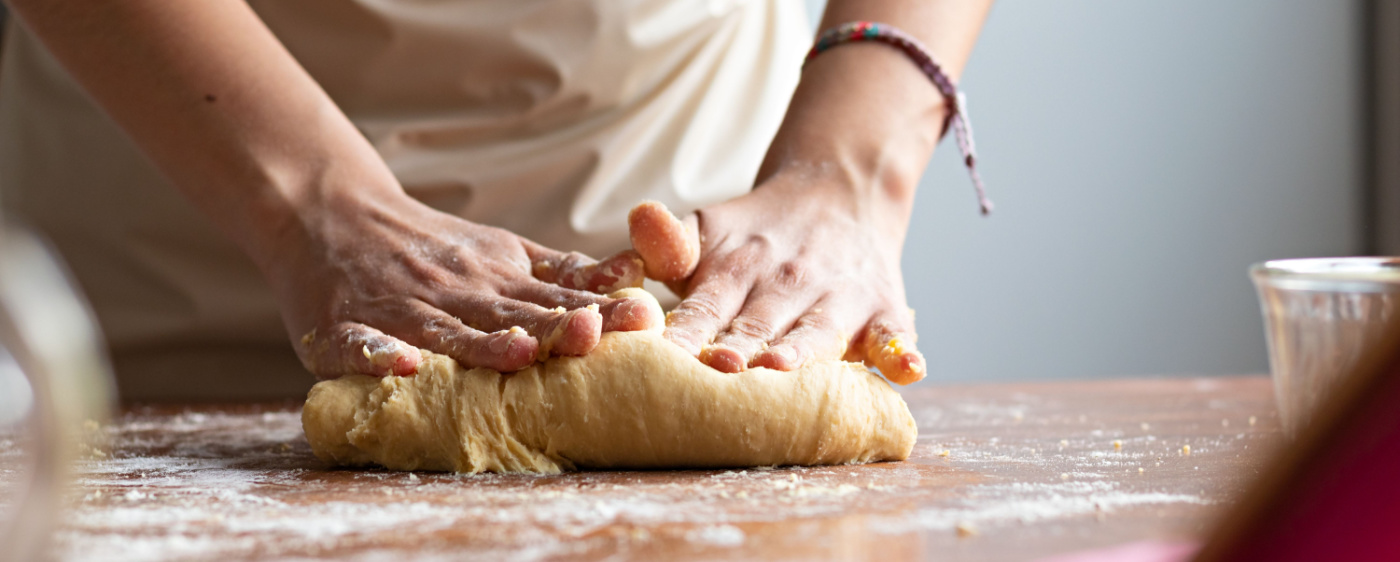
top-left (16, 376), bottom-right (1281, 561)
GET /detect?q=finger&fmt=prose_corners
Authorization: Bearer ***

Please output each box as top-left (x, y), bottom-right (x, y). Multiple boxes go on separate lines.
top-left (628, 201), bottom-right (700, 282)
top-left (599, 295), bottom-right (664, 332)
top-left (440, 294), bottom-right (603, 358)
top-left (705, 287), bottom-right (814, 373)
top-left (504, 281), bottom-right (662, 332)
top-left (850, 315), bottom-right (927, 385)
top-left (392, 306), bottom-right (539, 372)
top-left (663, 279), bottom-right (748, 358)
top-left (750, 304), bottom-right (849, 371)
top-left (606, 287), bottom-right (666, 334)
top-left (535, 307), bottom-right (603, 357)
top-left (526, 246), bottom-right (646, 294)
top-left (296, 322), bottom-right (422, 380)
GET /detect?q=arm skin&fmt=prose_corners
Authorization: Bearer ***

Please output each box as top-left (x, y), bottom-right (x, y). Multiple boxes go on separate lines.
top-left (629, 0), bottom-right (995, 384)
top-left (7, 0), bottom-right (989, 384)
top-left (5, 0), bottom-right (660, 379)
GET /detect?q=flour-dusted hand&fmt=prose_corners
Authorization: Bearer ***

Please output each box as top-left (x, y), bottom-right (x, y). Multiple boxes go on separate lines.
top-left (9, 0), bottom-right (989, 389)
top-left (628, 193), bottom-right (926, 385)
top-left (275, 193), bottom-right (660, 380)
top-left (625, 0), bottom-right (995, 385)
top-left (0, 0), bottom-right (661, 383)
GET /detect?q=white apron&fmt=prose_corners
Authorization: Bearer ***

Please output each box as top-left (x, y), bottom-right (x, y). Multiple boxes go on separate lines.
top-left (0, 0), bottom-right (807, 400)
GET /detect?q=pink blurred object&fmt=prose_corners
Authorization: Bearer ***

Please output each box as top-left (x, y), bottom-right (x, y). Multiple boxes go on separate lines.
top-left (1033, 540), bottom-right (1199, 562)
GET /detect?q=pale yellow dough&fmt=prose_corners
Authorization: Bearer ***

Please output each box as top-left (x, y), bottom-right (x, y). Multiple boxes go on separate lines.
top-left (301, 292), bottom-right (917, 474)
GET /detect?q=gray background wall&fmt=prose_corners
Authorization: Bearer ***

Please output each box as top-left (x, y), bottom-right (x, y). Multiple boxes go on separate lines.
top-left (803, 0), bottom-right (1365, 383)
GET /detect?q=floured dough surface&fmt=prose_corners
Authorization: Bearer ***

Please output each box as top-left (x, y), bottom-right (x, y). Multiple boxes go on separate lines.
top-left (302, 298), bottom-right (917, 474)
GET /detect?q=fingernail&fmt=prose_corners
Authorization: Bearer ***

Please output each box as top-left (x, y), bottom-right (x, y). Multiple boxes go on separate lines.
top-left (509, 333), bottom-right (537, 358)
top-left (565, 307), bottom-right (602, 333)
top-left (752, 346), bottom-right (799, 370)
top-left (903, 353), bottom-right (926, 374)
top-left (604, 298), bottom-right (652, 331)
top-left (488, 330), bottom-right (518, 354)
top-left (488, 330), bottom-right (538, 367)
top-left (770, 346), bottom-right (798, 365)
top-left (700, 345), bottom-right (745, 373)
top-left (392, 352), bottom-right (420, 376)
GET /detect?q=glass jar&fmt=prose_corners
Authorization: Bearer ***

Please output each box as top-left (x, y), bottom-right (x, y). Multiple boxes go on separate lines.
top-left (1251, 257), bottom-right (1400, 436)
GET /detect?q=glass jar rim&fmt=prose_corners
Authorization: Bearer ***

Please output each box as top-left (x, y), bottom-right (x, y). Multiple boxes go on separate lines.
top-left (1251, 257), bottom-right (1400, 292)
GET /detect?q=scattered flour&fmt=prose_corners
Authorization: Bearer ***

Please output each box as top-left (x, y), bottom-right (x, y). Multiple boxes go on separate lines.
top-left (0, 389), bottom-right (1267, 562)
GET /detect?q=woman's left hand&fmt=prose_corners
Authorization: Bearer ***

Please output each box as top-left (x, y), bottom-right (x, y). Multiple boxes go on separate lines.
top-left (624, 0), bottom-right (998, 385)
top-left (628, 172), bottom-right (927, 385)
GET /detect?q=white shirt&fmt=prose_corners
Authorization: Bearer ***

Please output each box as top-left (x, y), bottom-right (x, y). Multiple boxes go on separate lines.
top-left (0, 0), bottom-right (807, 399)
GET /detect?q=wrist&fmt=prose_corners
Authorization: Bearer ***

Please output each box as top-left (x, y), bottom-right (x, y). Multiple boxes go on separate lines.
top-left (754, 165), bottom-right (915, 245)
top-left (239, 152), bottom-right (411, 277)
top-left (757, 43), bottom-right (948, 214)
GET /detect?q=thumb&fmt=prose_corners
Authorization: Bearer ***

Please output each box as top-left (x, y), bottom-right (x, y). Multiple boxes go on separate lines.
top-left (523, 242), bottom-right (645, 294)
top-left (627, 201), bottom-right (700, 283)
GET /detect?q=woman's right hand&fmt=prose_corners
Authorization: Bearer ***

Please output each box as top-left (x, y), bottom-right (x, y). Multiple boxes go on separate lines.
top-left (4, 0), bottom-right (659, 381)
top-left (265, 190), bottom-right (660, 380)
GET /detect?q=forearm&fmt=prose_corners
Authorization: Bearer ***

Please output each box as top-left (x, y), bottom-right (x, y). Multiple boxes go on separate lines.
top-left (757, 0), bottom-right (994, 238)
top-left (6, 0), bottom-right (399, 268)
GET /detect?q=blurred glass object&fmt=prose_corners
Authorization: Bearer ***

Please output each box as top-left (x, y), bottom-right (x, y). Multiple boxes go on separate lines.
top-left (0, 225), bottom-right (115, 562)
top-left (1252, 258), bottom-right (1400, 437)
top-left (0, 349), bottom-right (32, 427)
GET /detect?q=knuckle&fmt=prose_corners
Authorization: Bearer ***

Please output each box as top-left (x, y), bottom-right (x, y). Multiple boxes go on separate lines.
top-left (590, 251), bottom-right (645, 292)
top-left (662, 318), bottom-right (699, 339)
top-left (417, 316), bottom-right (456, 347)
top-left (702, 237), bottom-right (769, 281)
top-left (556, 291), bottom-right (606, 311)
top-left (557, 251), bottom-right (594, 270)
top-left (868, 315), bottom-right (907, 338)
top-left (727, 315), bottom-right (776, 340)
top-left (551, 252), bottom-right (595, 282)
top-left (771, 262), bottom-right (810, 288)
top-left (722, 241), bottom-right (768, 275)
top-left (737, 233), bottom-right (775, 255)
top-left (404, 260), bottom-right (456, 292)
top-left (526, 289), bottom-right (572, 310)
top-left (455, 296), bottom-right (519, 332)
top-left (673, 294), bottom-right (724, 324)
top-left (663, 324), bottom-right (705, 350)
top-left (435, 329), bottom-right (483, 360)
top-left (454, 334), bottom-right (489, 358)
top-left (795, 312), bottom-right (839, 334)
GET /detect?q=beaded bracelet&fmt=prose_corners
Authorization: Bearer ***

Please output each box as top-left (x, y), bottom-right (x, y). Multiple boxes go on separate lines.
top-left (805, 21), bottom-right (991, 215)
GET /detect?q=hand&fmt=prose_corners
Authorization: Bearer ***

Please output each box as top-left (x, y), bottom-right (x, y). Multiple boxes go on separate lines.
top-left (266, 192), bottom-right (661, 379)
top-left (628, 174), bottom-right (927, 385)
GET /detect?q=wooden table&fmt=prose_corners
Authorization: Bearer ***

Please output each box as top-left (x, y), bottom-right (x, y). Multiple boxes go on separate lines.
top-left (24, 377), bottom-right (1281, 561)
